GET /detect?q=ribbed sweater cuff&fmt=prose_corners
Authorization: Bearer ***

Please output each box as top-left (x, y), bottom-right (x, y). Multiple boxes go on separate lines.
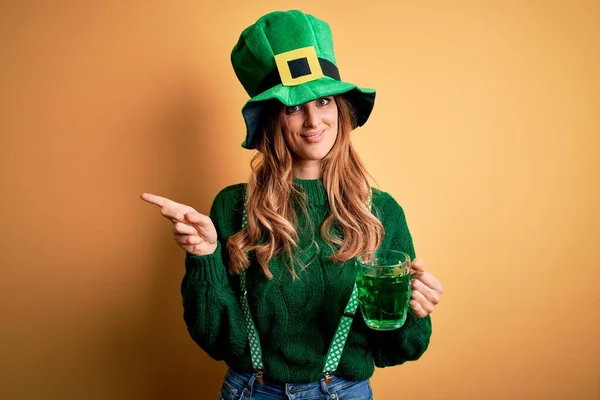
top-left (185, 242), bottom-right (227, 286)
top-left (409, 313), bottom-right (431, 335)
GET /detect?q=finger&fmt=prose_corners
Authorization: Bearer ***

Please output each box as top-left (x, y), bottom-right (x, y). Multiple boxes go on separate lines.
top-left (411, 288), bottom-right (435, 314)
top-left (414, 272), bottom-right (444, 294)
top-left (409, 300), bottom-right (428, 318)
top-left (140, 193), bottom-right (196, 222)
top-left (185, 211), bottom-right (212, 225)
top-left (174, 234), bottom-right (203, 246)
top-left (161, 203), bottom-right (195, 223)
top-left (411, 258), bottom-right (425, 272)
top-left (140, 193), bottom-right (168, 207)
top-left (172, 222), bottom-right (197, 235)
top-left (412, 278), bottom-right (441, 305)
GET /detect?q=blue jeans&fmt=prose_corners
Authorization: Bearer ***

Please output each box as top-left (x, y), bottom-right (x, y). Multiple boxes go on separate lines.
top-left (219, 369), bottom-right (373, 400)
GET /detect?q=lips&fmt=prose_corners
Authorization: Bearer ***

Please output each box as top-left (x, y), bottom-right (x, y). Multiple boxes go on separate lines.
top-left (301, 129), bottom-right (325, 138)
top-left (300, 129), bottom-right (325, 143)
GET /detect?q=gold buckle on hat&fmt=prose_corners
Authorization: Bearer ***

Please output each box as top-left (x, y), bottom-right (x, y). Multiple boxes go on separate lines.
top-left (274, 46), bottom-right (324, 86)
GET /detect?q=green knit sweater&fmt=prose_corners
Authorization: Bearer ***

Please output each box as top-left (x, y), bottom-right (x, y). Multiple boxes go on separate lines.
top-left (182, 178), bottom-right (432, 383)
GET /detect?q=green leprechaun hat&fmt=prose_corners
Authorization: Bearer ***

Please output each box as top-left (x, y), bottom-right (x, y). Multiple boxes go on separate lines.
top-left (231, 10), bottom-right (376, 149)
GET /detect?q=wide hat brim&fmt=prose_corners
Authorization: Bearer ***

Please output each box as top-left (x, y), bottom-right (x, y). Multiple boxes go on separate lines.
top-left (240, 76), bottom-right (375, 149)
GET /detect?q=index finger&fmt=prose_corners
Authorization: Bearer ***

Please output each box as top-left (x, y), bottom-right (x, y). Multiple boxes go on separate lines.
top-left (140, 193), bottom-right (168, 207)
top-left (411, 258), bottom-right (425, 272)
top-left (141, 192), bottom-right (195, 222)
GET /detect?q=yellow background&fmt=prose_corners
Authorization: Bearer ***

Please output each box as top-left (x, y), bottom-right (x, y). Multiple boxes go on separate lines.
top-left (1, 1), bottom-right (598, 399)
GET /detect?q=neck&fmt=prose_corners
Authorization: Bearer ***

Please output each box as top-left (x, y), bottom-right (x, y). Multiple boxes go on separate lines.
top-left (292, 160), bottom-right (322, 179)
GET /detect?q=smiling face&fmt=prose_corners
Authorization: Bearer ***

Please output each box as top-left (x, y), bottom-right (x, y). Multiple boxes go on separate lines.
top-left (281, 97), bottom-right (339, 177)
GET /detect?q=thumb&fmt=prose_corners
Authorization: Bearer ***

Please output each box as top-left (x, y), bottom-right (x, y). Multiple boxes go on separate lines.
top-left (185, 211), bottom-right (210, 225)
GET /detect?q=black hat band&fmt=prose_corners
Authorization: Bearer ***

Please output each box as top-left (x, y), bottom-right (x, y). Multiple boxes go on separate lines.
top-left (256, 58), bottom-right (341, 97)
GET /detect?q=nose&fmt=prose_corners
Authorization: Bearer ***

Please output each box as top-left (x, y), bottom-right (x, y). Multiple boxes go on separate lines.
top-left (303, 103), bottom-right (321, 128)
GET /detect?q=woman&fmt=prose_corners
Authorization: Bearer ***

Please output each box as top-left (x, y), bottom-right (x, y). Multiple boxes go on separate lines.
top-left (142, 10), bottom-right (443, 399)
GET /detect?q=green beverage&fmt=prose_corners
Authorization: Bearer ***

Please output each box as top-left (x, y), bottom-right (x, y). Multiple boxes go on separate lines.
top-left (355, 250), bottom-right (412, 330)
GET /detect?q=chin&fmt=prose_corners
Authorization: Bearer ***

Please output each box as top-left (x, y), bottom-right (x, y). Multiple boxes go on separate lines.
top-left (304, 149), bottom-right (331, 161)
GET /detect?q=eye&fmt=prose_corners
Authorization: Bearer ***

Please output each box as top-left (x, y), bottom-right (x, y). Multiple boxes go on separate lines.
top-left (316, 97), bottom-right (332, 106)
top-left (285, 105), bottom-right (302, 114)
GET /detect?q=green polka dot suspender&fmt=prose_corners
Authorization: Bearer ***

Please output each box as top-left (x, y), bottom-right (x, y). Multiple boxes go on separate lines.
top-left (239, 188), bottom-right (373, 385)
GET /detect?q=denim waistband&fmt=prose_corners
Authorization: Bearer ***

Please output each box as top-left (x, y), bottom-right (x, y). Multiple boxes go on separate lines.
top-left (225, 368), bottom-right (367, 398)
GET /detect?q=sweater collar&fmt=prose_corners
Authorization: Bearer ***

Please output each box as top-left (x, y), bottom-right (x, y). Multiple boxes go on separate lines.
top-left (293, 177), bottom-right (327, 206)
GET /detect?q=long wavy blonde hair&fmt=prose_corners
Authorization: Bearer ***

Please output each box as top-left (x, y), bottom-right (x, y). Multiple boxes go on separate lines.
top-left (227, 96), bottom-right (384, 278)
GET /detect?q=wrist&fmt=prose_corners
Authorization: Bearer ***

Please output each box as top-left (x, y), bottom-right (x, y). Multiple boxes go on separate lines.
top-left (189, 241), bottom-right (218, 257)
